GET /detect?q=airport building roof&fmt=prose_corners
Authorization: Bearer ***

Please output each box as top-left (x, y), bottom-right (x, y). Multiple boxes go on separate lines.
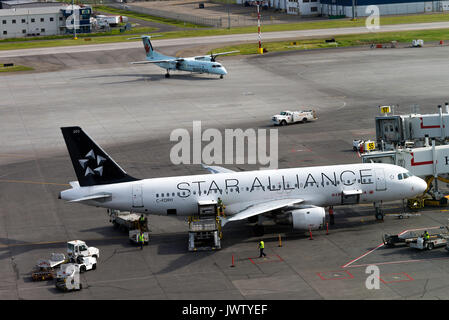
top-left (0, 6), bottom-right (65, 16)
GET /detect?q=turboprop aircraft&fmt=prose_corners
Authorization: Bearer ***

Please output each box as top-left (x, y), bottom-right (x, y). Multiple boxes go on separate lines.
top-left (59, 127), bottom-right (428, 235)
top-left (129, 35), bottom-right (238, 78)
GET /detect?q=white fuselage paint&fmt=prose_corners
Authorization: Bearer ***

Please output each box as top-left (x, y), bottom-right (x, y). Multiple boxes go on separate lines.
top-left (60, 163), bottom-right (427, 217)
top-left (157, 58), bottom-right (227, 76)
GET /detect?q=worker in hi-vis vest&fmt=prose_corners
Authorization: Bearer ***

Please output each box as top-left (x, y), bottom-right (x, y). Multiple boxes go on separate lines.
top-left (217, 197), bottom-right (225, 216)
top-left (423, 230), bottom-right (430, 243)
top-left (139, 232), bottom-right (145, 250)
top-left (139, 214), bottom-right (146, 230)
top-left (259, 239), bottom-right (266, 258)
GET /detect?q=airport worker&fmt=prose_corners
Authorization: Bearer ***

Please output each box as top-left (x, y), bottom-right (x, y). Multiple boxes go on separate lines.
top-left (259, 239), bottom-right (266, 258)
top-left (139, 232), bottom-right (144, 250)
top-left (423, 230), bottom-right (430, 242)
top-left (139, 214), bottom-right (146, 230)
top-left (217, 197), bottom-right (224, 216)
top-left (329, 206), bottom-right (335, 225)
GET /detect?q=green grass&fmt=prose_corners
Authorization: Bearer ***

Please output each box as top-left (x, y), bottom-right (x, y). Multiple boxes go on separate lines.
top-left (1, 12), bottom-right (449, 51)
top-left (0, 65), bottom-right (34, 73)
top-left (93, 5), bottom-right (206, 29)
top-left (0, 26), bottom-right (157, 44)
top-left (209, 28), bottom-right (449, 55)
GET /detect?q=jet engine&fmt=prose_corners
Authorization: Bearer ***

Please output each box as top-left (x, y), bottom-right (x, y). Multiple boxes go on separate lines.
top-left (275, 206), bottom-right (325, 231)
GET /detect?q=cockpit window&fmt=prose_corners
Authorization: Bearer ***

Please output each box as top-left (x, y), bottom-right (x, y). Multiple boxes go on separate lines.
top-left (212, 65), bottom-right (221, 68)
top-left (398, 172), bottom-right (412, 180)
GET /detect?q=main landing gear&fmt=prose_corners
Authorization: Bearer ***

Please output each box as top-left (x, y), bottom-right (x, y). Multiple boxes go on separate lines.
top-left (220, 75), bottom-right (224, 79)
top-left (374, 201), bottom-right (384, 221)
top-left (165, 70), bottom-right (170, 78)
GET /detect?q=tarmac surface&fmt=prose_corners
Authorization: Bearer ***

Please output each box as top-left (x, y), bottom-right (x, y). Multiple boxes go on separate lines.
top-left (2, 43), bottom-right (449, 300)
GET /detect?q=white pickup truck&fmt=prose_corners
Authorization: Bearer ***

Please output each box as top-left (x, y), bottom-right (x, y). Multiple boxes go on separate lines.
top-left (272, 110), bottom-right (317, 126)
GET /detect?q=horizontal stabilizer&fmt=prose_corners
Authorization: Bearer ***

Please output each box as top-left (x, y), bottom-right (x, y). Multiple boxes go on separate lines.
top-left (69, 193), bottom-right (111, 203)
top-left (201, 164), bottom-right (235, 174)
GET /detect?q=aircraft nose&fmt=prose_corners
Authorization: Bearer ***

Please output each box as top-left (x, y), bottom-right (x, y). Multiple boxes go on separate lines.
top-left (221, 67), bottom-right (227, 75)
top-left (412, 177), bottom-right (428, 196)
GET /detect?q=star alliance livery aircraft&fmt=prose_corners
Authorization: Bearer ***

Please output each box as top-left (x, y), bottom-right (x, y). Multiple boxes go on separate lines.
top-left (59, 127), bottom-right (427, 234)
top-left (129, 35), bottom-right (238, 78)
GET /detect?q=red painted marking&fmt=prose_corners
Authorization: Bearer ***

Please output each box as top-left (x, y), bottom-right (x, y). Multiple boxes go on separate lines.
top-left (420, 117), bottom-right (443, 129)
top-left (342, 226), bottom-right (443, 268)
top-left (410, 152), bottom-right (434, 166)
top-left (317, 270), bottom-right (354, 281)
top-left (379, 272), bottom-right (414, 284)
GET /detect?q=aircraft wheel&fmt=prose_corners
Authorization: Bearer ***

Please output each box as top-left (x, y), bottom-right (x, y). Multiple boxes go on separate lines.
top-left (165, 73), bottom-right (170, 78)
top-left (220, 75), bottom-right (224, 79)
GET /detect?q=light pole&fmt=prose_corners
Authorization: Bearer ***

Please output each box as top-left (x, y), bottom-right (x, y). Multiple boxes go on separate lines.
top-left (227, 0), bottom-right (230, 29)
top-left (256, 1), bottom-right (263, 54)
top-left (72, 0), bottom-right (77, 39)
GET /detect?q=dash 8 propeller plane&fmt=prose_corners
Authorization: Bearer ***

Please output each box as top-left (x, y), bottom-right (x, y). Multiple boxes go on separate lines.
top-left (59, 127), bottom-right (427, 235)
top-left (129, 35), bottom-right (238, 78)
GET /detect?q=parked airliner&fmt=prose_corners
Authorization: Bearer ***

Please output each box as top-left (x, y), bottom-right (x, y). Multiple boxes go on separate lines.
top-left (59, 127), bottom-right (427, 234)
top-left (129, 35), bottom-right (238, 78)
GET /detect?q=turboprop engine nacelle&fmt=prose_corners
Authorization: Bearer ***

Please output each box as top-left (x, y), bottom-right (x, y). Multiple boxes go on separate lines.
top-left (275, 206), bottom-right (326, 230)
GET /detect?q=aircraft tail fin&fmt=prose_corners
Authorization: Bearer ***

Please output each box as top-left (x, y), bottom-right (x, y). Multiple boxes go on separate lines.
top-left (128, 35), bottom-right (163, 59)
top-left (61, 126), bottom-right (138, 187)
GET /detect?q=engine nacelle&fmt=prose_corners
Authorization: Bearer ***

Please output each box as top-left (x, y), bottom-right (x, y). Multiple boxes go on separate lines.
top-left (275, 206), bottom-right (325, 231)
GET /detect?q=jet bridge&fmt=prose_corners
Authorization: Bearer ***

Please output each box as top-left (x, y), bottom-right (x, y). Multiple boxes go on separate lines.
top-left (361, 141), bottom-right (449, 203)
top-left (376, 103), bottom-right (449, 149)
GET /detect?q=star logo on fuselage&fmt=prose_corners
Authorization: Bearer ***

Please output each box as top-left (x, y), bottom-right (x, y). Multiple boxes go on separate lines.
top-left (78, 149), bottom-right (106, 177)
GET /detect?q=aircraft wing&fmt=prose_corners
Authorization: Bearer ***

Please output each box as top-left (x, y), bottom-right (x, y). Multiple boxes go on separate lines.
top-left (69, 193), bottom-right (111, 203)
top-left (131, 58), bottom-right (184, 65)
top-left (201, 164), bottom-right (236, 174)
top-left (211, 50), bottom-right (240, 57)
top-left (131, 60), bottom-right (172, 64)
top-left (221, 198), bottom-right (304, 226)
top-left (193, 51), bottom-right (239, 60)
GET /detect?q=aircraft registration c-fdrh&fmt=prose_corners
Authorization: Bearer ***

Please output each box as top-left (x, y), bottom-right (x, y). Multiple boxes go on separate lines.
top-left (59, 127), bottom-right (427, 235)
top-left (129, 35), bottom-right (238, 79)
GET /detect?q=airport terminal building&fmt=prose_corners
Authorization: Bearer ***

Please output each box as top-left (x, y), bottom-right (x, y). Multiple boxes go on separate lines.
top-left (0, 2), bottom-right (92, 39)
top-left (319, 0), bottom-right (449, 17)
top-left (244, 0), bottom-right (449, 15)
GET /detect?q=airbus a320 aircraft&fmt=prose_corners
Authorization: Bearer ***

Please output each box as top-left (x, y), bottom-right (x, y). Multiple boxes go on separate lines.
top-left (129, 35), bottom-right (238, 78)
top-left (59, 127), bottom-right (427, 235)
